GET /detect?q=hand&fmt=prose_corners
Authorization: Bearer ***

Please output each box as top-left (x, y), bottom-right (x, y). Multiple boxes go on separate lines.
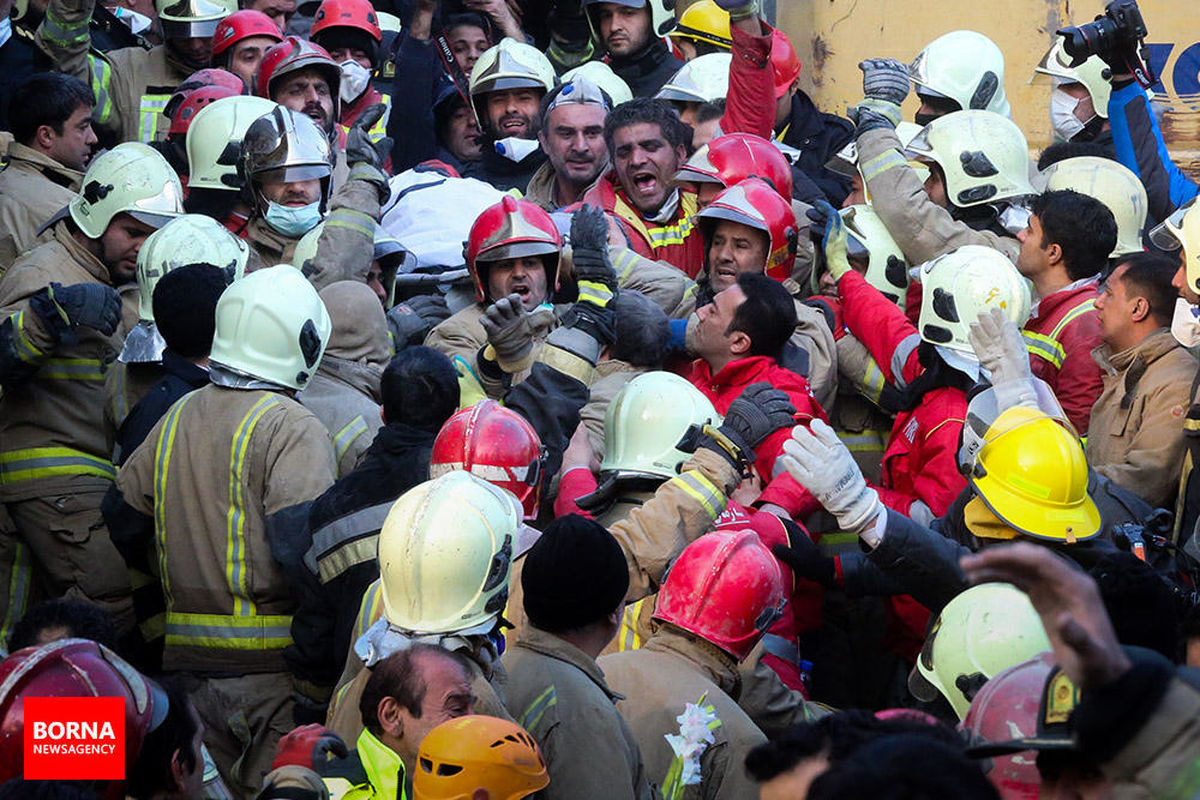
top-left (772, 538), bottom-right (836, 587)
top-left (386, 294), bottom-right (450, 348)
top-left (710, 0), bottom-right (759, 19)
top-left (960, 543), bottom-right (1132, 690)
top-left (38, 282), bottom-right (122, 336)
top-left (859, 58), bottom-right (910, 105)
top-left (345, 104), bottom-right (393, 171)
top-left (481, 294), bottom-right (548, 371)
top-left (570, 205), bottom-right (616, 308)
top-left (806, 201), bottom-right (851, 282)
top-left (968, 307), bottom-right (1032, 385)
top-left (780, 418), bottom-right (882, 533)
top-left (560, 422), bottom-right (599, 477)
top-left (463, 0), bottom-right (523, 39)
top-left (709, 382), bottom-right (797, 465)
top-left (271, 724), bottom-right (348, 771)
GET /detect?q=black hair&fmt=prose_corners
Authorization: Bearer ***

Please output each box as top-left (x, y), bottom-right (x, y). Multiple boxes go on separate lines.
top-left (9, 72), bottom-right (95, 146)
top-left (154, 264), bottom-right (228, 359)
top-left (441, 11), bottom-right (491, 40)
top-left (311, 27), bottom-right (380, 68)
top-left (380, 346), bottom-right (460, 432)
top-left (611, 290), bottom-right (669, 367)
top-left (603, 97), bottom-right (692, 156)
top-left (1030, 189), bottom-right (1117, 281)
top-left (1036, 140), bottom-right (1118, 171)
top-left (1090, 552), bottom-right (1182, 662)
top-left (1110, 252), bottom-right (1180, 328)
top-left (891, 342), bottom-right (978, 413)
top-left (7, 598), bottom-right (117, 654)
top-left (807, 735), bottom-right (999, 799)
top-left (184, 187), bottom-right (250, 222)
top-left (126, 678), bottom-right (200, 799)
top-left (695, 99), bottom-right (726, 125)
top-left (728, 272), bottom-right (796, 359)
top-left (360, 644), bottom-right (474, 737)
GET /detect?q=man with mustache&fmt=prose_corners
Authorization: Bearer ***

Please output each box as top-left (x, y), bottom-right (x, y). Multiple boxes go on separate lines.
top-left (256, 36), bottom-right (342, 142)
top-left (525, 77), bottom-right (613, 212)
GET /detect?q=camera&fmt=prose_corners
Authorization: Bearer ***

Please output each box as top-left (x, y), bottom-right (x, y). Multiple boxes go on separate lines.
top-left (1056, 0), bottom-right (1156, 87)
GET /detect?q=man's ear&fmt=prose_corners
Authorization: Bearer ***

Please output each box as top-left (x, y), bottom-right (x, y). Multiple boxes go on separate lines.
top-left (380, 405), bottom-right (388, 425)
top-left (728, 330), bottom-right (751, 356)
top-left (378, 697), bottom-right (404, 739)
top-left (169, 748), bottom-right (188, 792)
top-left (1045, 241), bottom-right (1064, 267)
top-left (1130, 295), bottom-right (1151, 324)
top-left (33, 124), bottom-right (56, 152)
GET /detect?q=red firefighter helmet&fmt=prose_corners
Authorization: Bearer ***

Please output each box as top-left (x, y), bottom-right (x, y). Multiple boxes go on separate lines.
top-left (0, 639), bottom-right (170, 793)
top-left (429, 400), bottom-right (547, 520)
top-left (698, 178), bottom-right (799, 281)
top-left (653, 530), bottom-right (787, 661)
top-left (959, 653), bottom-right (1055, 800)
top-left (676, 132), bottom-right (794, 199)
top-left (255, 36), bottom-right (342, 120)
top-left (771, 28), bottom-right (802, 99)
top-left (164, 67), bottom-right (244, 119)
top-left (212, 9), bottom-right (282, 57)
top-left (311, 0), bottom-right (382, 43)
top-left (463, 195), bottom-right (562, 304)
top-left (168, 84), bottom-right (241, 137)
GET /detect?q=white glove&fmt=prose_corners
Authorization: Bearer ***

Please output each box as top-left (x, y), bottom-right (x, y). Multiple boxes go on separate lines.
top-left (968, 307), bottom-right (1032, 385)
top-left (780, 419), bottom-right (883, 534)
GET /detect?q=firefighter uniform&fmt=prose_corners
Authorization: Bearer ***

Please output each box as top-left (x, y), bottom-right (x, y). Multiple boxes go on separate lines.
top-left (0, 143), bottom-right (83, 273)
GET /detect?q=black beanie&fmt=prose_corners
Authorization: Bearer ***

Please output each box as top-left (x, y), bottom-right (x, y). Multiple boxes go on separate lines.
top-left (153, 263), bottom-right (227, 359)
top-left (521, 514), bottom-right (629, 633)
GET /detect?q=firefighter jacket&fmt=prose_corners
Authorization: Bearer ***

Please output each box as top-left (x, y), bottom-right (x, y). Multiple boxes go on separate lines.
top-left (579, 174), bottom-right (703, 278)
top-left (0, 221), bottom-right (132, 501)
top-left (115, 384), bottom-right (337, 674)
top-left (600, 628), bottom-right (766, 800)
top-left (503, 627), bottom-right (657, 800)
top-left (0, 143), bottom-right (81, 273)
top-left (838, 270), bottom-right (968, 519)
top-left (1087, 329), bottom-right (1196, 509)
top-left (37, 0), bottom-right (186, 144)
top-left (685, 355), bottom-right (828, 517)
top-left (104, 359), bottom-right (164, 450)
top-left (334, 728), bottom-right (408, 800)
top-left (1023, 279), bottom-right (1104, 435)
top-left (855, 126), bottom-right (1021, 267)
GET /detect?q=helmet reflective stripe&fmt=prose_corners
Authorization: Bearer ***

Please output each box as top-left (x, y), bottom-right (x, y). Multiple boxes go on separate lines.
top-left (657, 53), bottom-right (731, 104)
top-left (69, 142), bottom-right (183, 239)
top-left (1033, 39), bottom-right (1112, 119)
top-left (905, 110), bottom-right (1033, 209)
top-left (1041, 156), bottom-right (1146, 256)
top-left (910, 30), bottom-right (1010, 117)
top-left (186, 95), bottom-right (279, 192)
top-left (917, 244), bottom-right (1031, 357)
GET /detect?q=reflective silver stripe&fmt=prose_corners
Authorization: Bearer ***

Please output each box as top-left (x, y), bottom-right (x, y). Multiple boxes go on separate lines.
top-left (165, 614), bottom-right (293, 649)
top-left (860, 148), bottom-right (907, 183)
top-left (762, 633), bottom-right (800, 665)
top-left (890, 333), bottom-right (921, 389)
top-left (305, 500), bottom-right (393, 580)
top-left (0, 451), bottom-right (115, 483)
top-left (138, 95), bottom-right (169, 143)
top-left (673, 470), bottom-right (725, 518)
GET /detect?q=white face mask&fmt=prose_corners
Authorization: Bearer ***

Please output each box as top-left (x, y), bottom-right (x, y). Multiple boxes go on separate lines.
top-left (1172, 297), bottom-right (1200, 347)
top-left (1049, 86), bottom-right (1088, 142)
top-left (339, 60), bottom-right (371, 105)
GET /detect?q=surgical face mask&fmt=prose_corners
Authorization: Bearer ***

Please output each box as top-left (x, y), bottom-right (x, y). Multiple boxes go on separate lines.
top-left (1172, 297), bottom-right (1200, 347)
top-left (264, 200), bottom-right (322, 237)
top-left (1050, 87), bottom-right (1088, 142)
top-left (339, 60), bottom-right (371, 105)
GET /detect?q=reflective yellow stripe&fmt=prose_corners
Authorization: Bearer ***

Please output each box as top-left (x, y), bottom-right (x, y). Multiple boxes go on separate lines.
top-left (1022, 330), bottom-right (1065, 368)
top-left (576, 281), bottom-right (613, 307)
top-left (860, 149), bottom-right (908, 183)
top-left (325, 207), bottom-right (376, 240)
top-left (836, 430), bottom-right (887, 453)
top-left (154, 394), bottom-right (193, 610)
top-left (518, 685), bottom-right (557, 732)
top-left (11, 311), bottom-right (44, 363)
top-left (39, 357), bottom-right (106, 381)
top-left (645, 215), bottom-right (695, 248)
top-left (356, 579), bottom-right (383, 640)
top-left (88, 55), bottom-right (116, 126)
top-left (226, 395), bottom-right (277, 617)
top-left (109, 365), bottom-right (128, 425)
top-left (618, 597), bottom-right (649, 652)
top-left (40, 10), bottom-right (90, 46)
top-left (860, 357), bottom-right (886, 404)
top-left (0, 447), bottom-right (115, 483)
top-left (1050, 299), bottom-right (1095, 338)
top-left (671, 469), bottom-right (725, 519)
top-left (137, 94), bottom-right (169, 143)
top-left (333, 416), bottom-right (369, 464)
top-left (165, 611), bottom-right (294, 649)
top-left (0, 540), bottom-right (33, 649)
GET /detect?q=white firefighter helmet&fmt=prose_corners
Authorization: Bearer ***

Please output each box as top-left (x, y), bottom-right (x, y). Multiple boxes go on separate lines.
top-left (601, 371), bottom-right (722, 480)
top-left (917, 245), bottom-right (1031, 376)
top-left (467, 38), bottom-right (556, 131)
top-left (240, 104), bottom-right (335, 211)
top-left (910, 30), bottom-right (1010, 118)
top-left (208, 264), bottom-right (331, 389)
top-left (1041, 156), bottom-right (1147, 257)
top-left (155, 0), bottom-right (233, 40)
top-left (656, 53), bottom-right (731, 104)
top-left (1033, 38), bottom-right (1112, 120)
top-left (905, 110), bottom-right (1034, 209)
top-left (582, 0), bottom-right (677, 43)
top-left (136, 214), bottom-right (249, 320)
top-left (1150, 201), bottom-right (1200, 293)
top-left (561, 61), bottom-right (633, 106)
top-left (377, 471), bottom-right (523, 635)
top-left (69, 142), bottom-right (182, 239)
top-left (839, 205), bottom-right (910, 311)
top-left (186, 95), bottom-right (278, 193)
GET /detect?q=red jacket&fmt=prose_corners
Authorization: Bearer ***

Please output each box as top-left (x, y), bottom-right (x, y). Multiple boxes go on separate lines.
top-left (685, 355), bottom-right (827, 516)
top-left (838, 271), bottom-right (968, 517)
top-left (578, 173), bottom-right (704, 277)
top-left (1022, 281), bottom-right (1103, 435)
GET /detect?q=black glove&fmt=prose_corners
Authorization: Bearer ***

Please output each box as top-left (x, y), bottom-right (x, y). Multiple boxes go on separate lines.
top-left (30, 282), bottom-right (122, 337)
top-left (386, 294), bottom-right (450, 348)
top-left (570, 204), bottom-right (616, 308)
top-left (772, 541), bottom-right (837, 588)
top-left (345, 103), bottom-right (393, 170)
top-left (561, 301), bottom-right (616, 347)
top-left (717, 382), bottom-right (797, 459)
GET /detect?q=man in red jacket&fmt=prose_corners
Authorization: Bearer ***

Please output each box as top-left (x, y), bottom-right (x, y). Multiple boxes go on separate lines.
top-left (1017, 189), bottom-right (1118, 434)
top-left (686, 272), bottom-right (827, 515)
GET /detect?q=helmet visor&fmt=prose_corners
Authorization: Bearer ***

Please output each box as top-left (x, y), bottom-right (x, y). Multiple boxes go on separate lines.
top-left (1148, 198), bottom-right (1194, 251)
top-left (257, 164), bottom-right (332, 184)
top-left (958, 378), bottom-right (1072, 473)
top-left (477, 240), bottom-right (559, 264)
top-left (162, 17), bottom-right (223, 38)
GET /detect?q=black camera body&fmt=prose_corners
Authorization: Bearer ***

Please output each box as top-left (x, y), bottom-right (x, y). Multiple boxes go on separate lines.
top-left (1056, 0), bottom-right (1156, 88)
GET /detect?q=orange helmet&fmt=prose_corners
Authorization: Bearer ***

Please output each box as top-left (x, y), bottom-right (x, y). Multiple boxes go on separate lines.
top-left (771, 28), bottom-right (802, 99)
top-left (698, 178), bottom-right (799, 281)
top-left (414, 716), bottom-right (548, 800)
top-left (463, 195), bottom-right (561, 304)
top-left (255, 36), bottom-right (342, 120)
top-left (676, 132), bottom-right (794, 199)
top-left (0, 639), bottom-right (170, 794)
top-left (168, 84), bottom-right (240, 137)
top-left (429, 400), bottom-right (546, 520)
top-left (164, 67), bottom-right (244, 118)
top-left (653, 530), bottom-right (787, 661)
top-left (211, 9), bottom-right (282, 57)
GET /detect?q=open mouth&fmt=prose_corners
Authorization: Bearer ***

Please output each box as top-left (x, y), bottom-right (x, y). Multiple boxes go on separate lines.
top-left (631, 171), bottom-right (658, 198)
top-left (509, 283), bottom-right (531, 299)
top-left (501, 117), bottom-right (527, 134)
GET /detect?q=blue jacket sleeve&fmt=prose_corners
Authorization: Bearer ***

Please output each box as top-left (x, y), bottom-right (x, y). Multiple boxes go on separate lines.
top-left (1109, 80), bottom-right (1199, 224)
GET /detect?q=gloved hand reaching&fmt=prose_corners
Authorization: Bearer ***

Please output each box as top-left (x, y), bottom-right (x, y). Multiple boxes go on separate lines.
top-left (968, 307), bottom-right (1032, 385)
top-left (32, 282), bottom-right (122, 337)
top-left (687, 382), bottom-right (796, 469)
top-left (271, 723), bottom-right (348, 772)
top-left (386, 293), bottom-right (451, 348)
top-left (772, 539), bottom-right (837, 588)
top-left (850, 58), bottom-right (909, 134)
top-left (806, 201), bottom-right (851, 283)
top-left (570, 204), bottom-right (617, 309)
top-left (780, 418), bottom-right (883, 534)
top-left (481, 293), bottom-right (554, 372)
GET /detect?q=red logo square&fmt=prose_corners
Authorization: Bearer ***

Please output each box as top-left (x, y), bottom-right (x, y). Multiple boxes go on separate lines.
top-left (23, 696), bottom-right (125, 780)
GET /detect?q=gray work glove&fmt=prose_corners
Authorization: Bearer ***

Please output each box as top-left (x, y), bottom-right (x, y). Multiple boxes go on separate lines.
top-left (480, 293), bottom-right (554, 373)
top-left (386, 294), bottom-right (450, 348)
top-left (850, 58), bottom-right (909, 135)
top-left (570, 204), bottom-right (616, 309)
top-left (781, 418), bottom-right (883, 534)
top-left (32, 281), bottom-right (122, 337)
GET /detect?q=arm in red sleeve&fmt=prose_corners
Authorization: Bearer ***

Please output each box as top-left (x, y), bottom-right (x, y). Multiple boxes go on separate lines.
top-left (554, 467), bottom-right (598, 519)
top-left (753, 385), bottom-right (829, 517)
top-left (838, 270), bottom-right (923, 385)
top-left (720, 22), bottom-right (775, 139)
top-left (1053, 315), bottom-right (1105, 436)
top-left (872, 402), bottom-right (968, 517)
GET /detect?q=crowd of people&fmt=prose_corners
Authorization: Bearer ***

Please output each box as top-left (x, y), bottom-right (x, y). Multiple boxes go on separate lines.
top-left (1, 0), bottom-right (1199, 796)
